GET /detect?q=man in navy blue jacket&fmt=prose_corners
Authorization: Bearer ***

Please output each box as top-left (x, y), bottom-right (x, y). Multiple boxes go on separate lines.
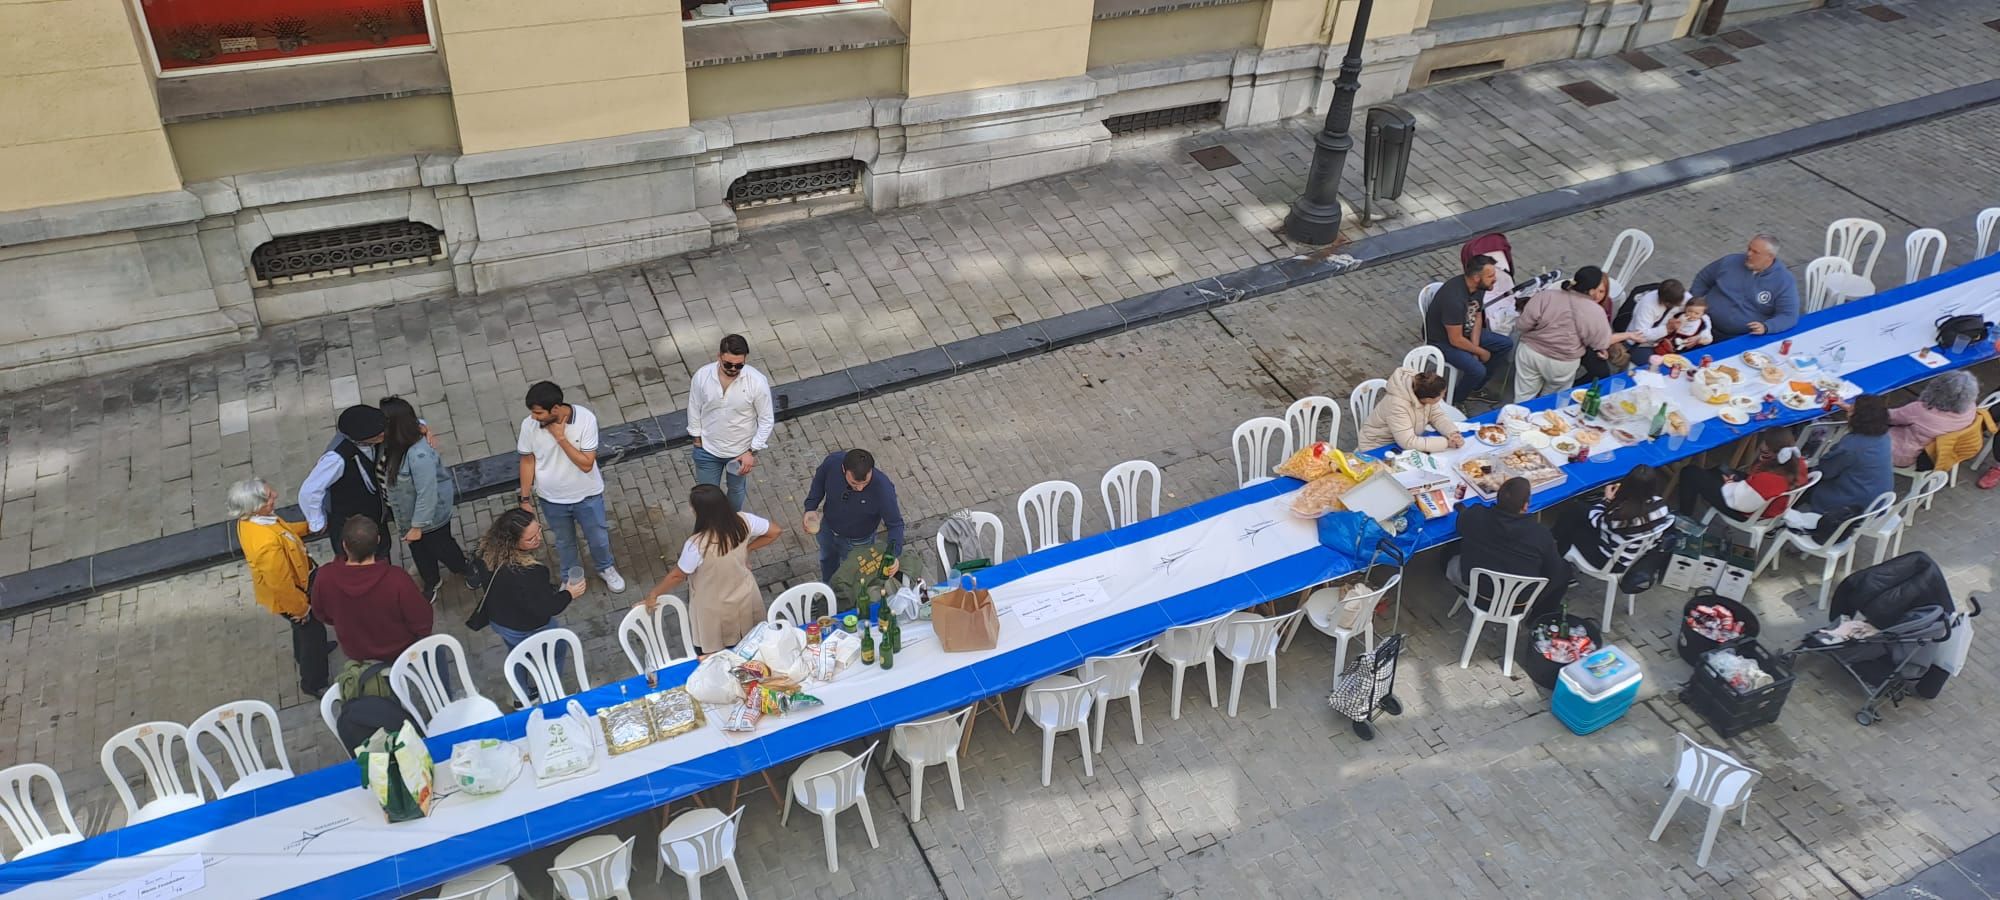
top-left (803, 448), bottom-right (906, 581)
top-left (1690, 234), bottom-right (1801, 339)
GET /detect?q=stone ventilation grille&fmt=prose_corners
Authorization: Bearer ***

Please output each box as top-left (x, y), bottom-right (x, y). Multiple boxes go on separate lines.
top-left (250, 221), bottom-right (445, 284)
top-left (726, 160), bottom-right (867, 210)
top-left (1103, 102), bottom-right (1222, 135)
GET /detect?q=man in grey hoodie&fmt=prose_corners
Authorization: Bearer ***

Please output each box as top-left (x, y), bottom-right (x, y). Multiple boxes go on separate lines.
top-left (1690, 234), bottom-right (1801, 339)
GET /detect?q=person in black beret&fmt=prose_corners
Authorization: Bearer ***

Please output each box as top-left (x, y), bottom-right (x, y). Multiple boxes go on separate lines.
top-left (300, 404), bottom-right (391, 560)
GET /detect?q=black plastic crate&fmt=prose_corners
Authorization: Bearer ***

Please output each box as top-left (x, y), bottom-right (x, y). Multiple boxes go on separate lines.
top-left (1679, 638), bottom-right (1794, 737)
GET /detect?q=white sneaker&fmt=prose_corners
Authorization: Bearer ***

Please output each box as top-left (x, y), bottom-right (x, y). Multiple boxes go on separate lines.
top-left (601, 567), bottom-right (627, 593)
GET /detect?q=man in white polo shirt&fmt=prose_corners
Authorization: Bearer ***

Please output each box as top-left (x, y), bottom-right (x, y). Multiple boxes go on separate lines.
top-left (516, 381), bottom-right (624, 593)
top-left (686, 333), bottom-right (775, 511)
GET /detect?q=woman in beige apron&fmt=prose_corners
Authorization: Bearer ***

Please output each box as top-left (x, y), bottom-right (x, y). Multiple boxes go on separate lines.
top-left (642, 484), bottom-right (784, 653)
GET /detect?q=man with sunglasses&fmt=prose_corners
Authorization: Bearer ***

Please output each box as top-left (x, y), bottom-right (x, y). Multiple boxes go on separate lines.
top-left (687, 333), bottom-right (774, 511)
top-left (802, 448), bottom-right (905, 581)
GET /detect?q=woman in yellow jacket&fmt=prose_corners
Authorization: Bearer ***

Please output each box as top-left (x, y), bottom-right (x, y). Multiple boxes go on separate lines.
top-left (231, 478), bottom-right (332, 694)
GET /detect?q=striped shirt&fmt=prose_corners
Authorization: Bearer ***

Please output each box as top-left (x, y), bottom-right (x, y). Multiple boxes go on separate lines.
top-left (1589, 494), bottom-right (1672, 564)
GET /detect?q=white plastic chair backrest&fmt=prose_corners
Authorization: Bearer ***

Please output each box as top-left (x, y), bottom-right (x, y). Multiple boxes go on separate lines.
top-left (1798, 421), bottom-right (1848, 467)
top-left (1468, 568), bottom-right (1546, 619)
top-left (1672, 733), bottom-right (1760, 808)
top-left (503, 628), bottom-right (590, 707)
top-left (549, 835), bottom-right (634, 900)
top-left (1599, 528), bottom-right (1664, 576)
top-left (1802, 255), bottom-right (1851, 314)
top-left (1017, 480), bottom-right (1083, 552)
top-left (1028, 676), bottom-right (1103, 727)
top-left (100, 722), bottom-right (202, 820)
top-left (436, 867), bottom-right (520, 900)
top-left (1820, 492), bottom-right (1898, 549)
top-left (1904, 228), bottom-right (1947, 284)
top-left (619, 598), bottom-right (695, 676)
top-left (0, 763), bottom-right (82, 861)
top-left (1081, 644), bottom-right (1155, 698)
top-left (1895, 471), bottom-right (1950, 520)
top-left (799, 742), bottom-right (877, 812)
top-left (936, 511), bottom-right (1005, 572)
top-left (1601, 227), bottom-right (1654, 293)
top-left (188, 700), bottom-right (291, 797)
top-left (1285, 396), bottom-right (1342, 451)
top-left (1100, 460), bottom-right (1162, 529)
top-left (319, 687), bottom-right (342, 741)
top-left (392, 634), bottom-right (478, 730)
top-left (1825, 217), bottom-right (1885, 282)
top-left (1416, 281), bottom-right (1443, 338)
top-left (1748, 471), bottom-right (1821, 522)
top-left (892, 707), bottom-right (972, 765)
top-left (1231, 417), bottom-right (1290, 487)
top-left (1978, 207), bottom-right (2000, 259)
top-left (1350, 379), bottom-right (1388, 433)
top-left (768, 583), bottom-right (836, 626)
top-left (661, 806), bottom-right (744, 878)
top-left (1157, 612), bottom-right (1231, 663)
top-left (1402, 346), bottom-right (1457, 409)
top-left (1217, 612), bottom-right (1290, 661)
top-left (1310, 573), bottom-right (1401, 634)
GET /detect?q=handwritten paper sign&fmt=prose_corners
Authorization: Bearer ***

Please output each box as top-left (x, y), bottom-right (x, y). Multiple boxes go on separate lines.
top-left (80, 855), bottom-right (205, 900)
top-left (1009, 581), bottom-right (1113, 628)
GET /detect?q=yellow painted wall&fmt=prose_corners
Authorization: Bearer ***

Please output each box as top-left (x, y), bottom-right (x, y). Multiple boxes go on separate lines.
top-left (166, 96), bottom-right (460, 181)
top-left (434, 0), bottom-right (690, 153)
top-left (1260, 0), bottom-right (1334, 48)
top-left (1087, 3), bottom-right (1265, 69)
top-left (0, 0), bottom-right (180, 212)
top-left (906, 0), bottom-right (1092, 96)
top-left (1327, 0), bottom-right (1427, 41)
top-left (688, 47), bottom-right (906, 120)
top-left (1428, 0), bottom-right (1557, 20)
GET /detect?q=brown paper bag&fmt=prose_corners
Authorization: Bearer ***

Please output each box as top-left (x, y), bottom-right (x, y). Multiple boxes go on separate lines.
top-left (931, 578), bottom-right (1000, 652)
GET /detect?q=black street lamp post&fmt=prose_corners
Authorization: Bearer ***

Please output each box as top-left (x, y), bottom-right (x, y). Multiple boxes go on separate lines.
top-left (1283, 0), bottom-right (1379, 245)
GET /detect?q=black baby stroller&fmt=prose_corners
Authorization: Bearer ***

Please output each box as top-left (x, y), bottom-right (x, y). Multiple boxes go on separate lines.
top-left (1460, 232), bottom-right (1561, 338)
top-left (1783, 552), bottom-right (1981, 726)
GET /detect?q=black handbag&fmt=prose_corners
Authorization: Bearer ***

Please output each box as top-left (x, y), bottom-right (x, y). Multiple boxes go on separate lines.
top-left (1934, 314), bottom-right (1990, 350)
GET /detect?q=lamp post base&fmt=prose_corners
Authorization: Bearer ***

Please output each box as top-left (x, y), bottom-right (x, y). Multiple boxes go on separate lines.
top-left (1282, 197), bottom-right (1353, 247)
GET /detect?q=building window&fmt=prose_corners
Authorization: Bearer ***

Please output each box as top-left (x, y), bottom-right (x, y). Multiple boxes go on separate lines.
top-left (250, 221), bottom-right (445, 285)
top-left (134, 0), bottom-right (436, 75)
top-left (682, 0), bottom-right (879, 25)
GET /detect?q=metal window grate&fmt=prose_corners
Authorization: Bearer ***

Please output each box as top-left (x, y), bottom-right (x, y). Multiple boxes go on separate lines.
top-left (1103, 102), bottom-right (1222, 135)
top-left (250, 221), bottom-right (444, 282)
top-left (726, 159), bottom-right (866, 210)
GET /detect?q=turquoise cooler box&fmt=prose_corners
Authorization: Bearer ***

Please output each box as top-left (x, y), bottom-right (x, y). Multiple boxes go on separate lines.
top-left (1553, 645), bottom-right (1642, 735)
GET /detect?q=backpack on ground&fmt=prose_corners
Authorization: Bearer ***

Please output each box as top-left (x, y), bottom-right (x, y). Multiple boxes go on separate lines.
top-left (335, 660), bottom-right (417, 756)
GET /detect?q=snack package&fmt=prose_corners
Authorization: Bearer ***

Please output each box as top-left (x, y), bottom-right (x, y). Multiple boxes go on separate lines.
top-left (720, 694), bottom-right (765, 733)
top-left (687, 650), bottom-right (750, 705)
top-left (730, 623), bottom-right (773, 660)
top-left (1289, 473), bottom-right (1359, 518)
top-left (808, 630), bottom-right (861, 682)
top-left (729, 659), bottom-right (772, 685)
top-left (449, 738), bottom-right (524, 796)
top-left (1275, 442), bottom-right (1340, 481)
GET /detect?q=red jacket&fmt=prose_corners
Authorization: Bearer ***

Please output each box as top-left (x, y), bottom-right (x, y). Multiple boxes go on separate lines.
top-left (311, 559), bottom-right (433, 663)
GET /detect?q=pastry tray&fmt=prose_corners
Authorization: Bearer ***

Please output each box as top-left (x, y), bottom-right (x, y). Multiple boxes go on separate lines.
top-left (1455, 446), bottom-right (1569, 501)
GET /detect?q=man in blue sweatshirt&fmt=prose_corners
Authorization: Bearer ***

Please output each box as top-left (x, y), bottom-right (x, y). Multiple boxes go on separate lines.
top-left (803, 448), bottom-right (906, 581)
top-left (1689, 234), bottom-right (1800, 339)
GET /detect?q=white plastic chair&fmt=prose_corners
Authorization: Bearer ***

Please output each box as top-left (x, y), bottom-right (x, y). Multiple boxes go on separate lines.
top-left (1100, 459), bottom-right (1163, 529)
top-left (1012, 675), bottom-right (1104, 785)
top-left (1564, 530), bottom-right (1665, 636)
top-left (655, 806), bottom-right (747, 899)
top-left (1801, 255), bottom-right (1851, 314)
top-left (1213, 610), bottom-right (1300, 717)
top-left (1798, 420), bottom-right (1848, 467)
top-left (1231, 417), bottom-right (1290, 488)
top-left (1756, 492), bottom-right (1896, 612)
top-left (1860, 471), bottom-right (1948, 566)
top-left (936, 510), bottom-right (1005, 575)
top-left (549, 834), bottom-right (636, 900)
top-left (1081, 644), bottom-right (1155, 751)
top-left (1416, 281), bottom-right (1443, 342)
top-left (1350, 379), bottom-right (1389, 436)
top-left (0, 763), bottom-right (84, 862)
top-left (1601, 227), bottom-right (1654, 300)
top-left (1978, 207), bottom-right (2000, 259)
top-left (188, 700), bottom-right (292, 798)
top-left (767, 583), bottom-right (836, 626)
top-left (782, 742), bottom-right (880, 873)
top-left (619, 598), bottom-right (696, 676)
top-left (889, 707), bottom-right (972, 822)
top-left (1285, 395), bottom-right (1343, 451)
top-left (1904, 228), bottom-right (1947, 284)
top-left (319, 686), bottom-right (342, 742)
top-left (100, 721), bottom-right (205, 826)
top-left (1402, 346), bottom-right (1458, 408)
top-left (1703, 471), bottom-right (1821, 565)
top-left (1017, 480), bottom-right (1083, 552)
top-left (436, 864), bottom-right (522, 900)
top-left (393, 634), bottom-right (503, 735)
top-left (503, 628), bottom-right (591, 708)
top-left (1825, 217), bottom-right (1885, 283)
top-left (1282, 574), bottom-right (1400, 676)
top-left (1649, 733), bottom-right (1760, 868)
top-left (1451, 569), bottom-right (1548, 677)
top-left (1153, 612), bottom-right (1230, 719)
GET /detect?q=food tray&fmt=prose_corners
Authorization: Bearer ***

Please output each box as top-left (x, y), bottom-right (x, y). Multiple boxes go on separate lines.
top-left (1456, 446), bottom-right (1569, 501)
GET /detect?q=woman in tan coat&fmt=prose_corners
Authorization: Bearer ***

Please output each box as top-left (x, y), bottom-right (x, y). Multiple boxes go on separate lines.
top-left (643, 483), bottom-right (785, 654)
top-left (1358, 368), bottom-right (1467, 452)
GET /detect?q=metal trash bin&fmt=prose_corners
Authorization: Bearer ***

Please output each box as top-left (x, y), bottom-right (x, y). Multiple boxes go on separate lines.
top-left (1362, 105), bottom-right (1417, 221)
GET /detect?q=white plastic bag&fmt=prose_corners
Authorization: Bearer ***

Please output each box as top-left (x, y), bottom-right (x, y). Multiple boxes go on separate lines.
top-left (527, 700), bottom-right (599, 787)
top-left (888, 583), bottom-right (925, 620)
top-left (755, 623), bottom-right (811, 684)
top-left (687, 650), bottom-right (749, 705)
top-left (449, 738), bottom-right (524, 796)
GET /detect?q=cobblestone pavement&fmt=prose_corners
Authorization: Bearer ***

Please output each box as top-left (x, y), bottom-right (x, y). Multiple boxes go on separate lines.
top-left (5, 109), bottom-right (2000, 897)
top-left (4, 0), bottom-right (1999, 576)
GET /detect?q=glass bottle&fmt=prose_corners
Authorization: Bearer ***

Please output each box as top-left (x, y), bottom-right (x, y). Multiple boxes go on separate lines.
top-left (860, 624), bottom-right (876, 666)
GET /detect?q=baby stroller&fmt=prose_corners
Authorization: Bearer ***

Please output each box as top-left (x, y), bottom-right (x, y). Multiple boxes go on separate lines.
top-left (1461, 232), bottom-right (1561, 338)
top-left (1783, 552), bottom-right (1981, 726)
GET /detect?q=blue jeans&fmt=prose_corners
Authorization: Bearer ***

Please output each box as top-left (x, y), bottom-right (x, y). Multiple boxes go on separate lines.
top-left (817, 528), bottom-right (874, 582)
top-left (1438, 330), bottom-right (1515, 403)
top-left (538, 494), bottom-right (613, 585)
top-left (491, 619), bottom-right (571, 704)
top-left (691, 445), bottom-right (748, 511)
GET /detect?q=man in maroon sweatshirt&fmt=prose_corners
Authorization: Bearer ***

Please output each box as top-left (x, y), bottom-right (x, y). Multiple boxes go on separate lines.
top-left (312, 516), bottom-right (433, 664)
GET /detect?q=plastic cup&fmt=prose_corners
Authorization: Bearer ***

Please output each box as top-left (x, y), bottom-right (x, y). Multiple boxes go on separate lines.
top-left (725, 458), bottom-right (744, 476)
top-left (803, 511), bottom-right (822, 535)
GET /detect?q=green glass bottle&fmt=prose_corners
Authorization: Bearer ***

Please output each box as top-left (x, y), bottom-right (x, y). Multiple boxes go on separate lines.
top-left (860, 624), bottom-right (876, 666)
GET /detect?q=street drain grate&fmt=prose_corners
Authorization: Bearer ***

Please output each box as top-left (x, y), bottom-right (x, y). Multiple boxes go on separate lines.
top-left (1558, 80), bottom-right (1619, 107)
top-left (1718, 29), bottom-right (1765, 48)
top-left (1189, 146), bottom-right (1242, 171)
top-left (1619, 50), bottom-right (1664, 71)
top-left (1688, 46), bottom-right (1739, 68)
top-left (1859, 4), bottom-right (1906, 21)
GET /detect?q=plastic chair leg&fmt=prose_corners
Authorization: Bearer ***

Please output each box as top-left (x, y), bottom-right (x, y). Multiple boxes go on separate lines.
top-left (1169, 665), bottom-right (1188, 720)
top-left (779, 783), bottom-right (794, 827)
top-left (1264, 657), bottom-right (1279, 710)
top-left (857, 795), bottom-right (880, 848)
top-left (1332, 633), bottom-right (1352, 677)
top-left (1696, 805), bottom-right (1725, 867)
top-left (1129, 694), bottom-right (1145, 745)
top-left (907, 762), bottom-right (927, 822)
top-left (1459, 617), bottom-right (1484, 669)
top-left (1501, 619), bottom-right (1521, 679)
top-left (1203, 658), bottom-right (1218, 709)
top-left (723, 860), bottom-right (748, 900)
top-left (684, 872), bottom-right (702, 900)
top-left (819, 811), bottom-right (839, 872)
top-left (1078, 724), bottom-right (1095, 778)
top-left (1093, 704), bottom-right (1108, 753)
top-left (945, 756), bottom-right (964, 811)
top-left (1649, 789), bottom-right (1687, 841)
top-left (1040, 727), bottom-right (1056, 786)
top-left (1226, 660), bottom-right (1246, 718)
top-left (1600, 580), bottom-right (1618, 635)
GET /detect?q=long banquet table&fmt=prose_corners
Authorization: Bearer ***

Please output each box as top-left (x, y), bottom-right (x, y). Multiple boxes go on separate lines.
top-left (5, 251), bottom-right (1998, 899)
